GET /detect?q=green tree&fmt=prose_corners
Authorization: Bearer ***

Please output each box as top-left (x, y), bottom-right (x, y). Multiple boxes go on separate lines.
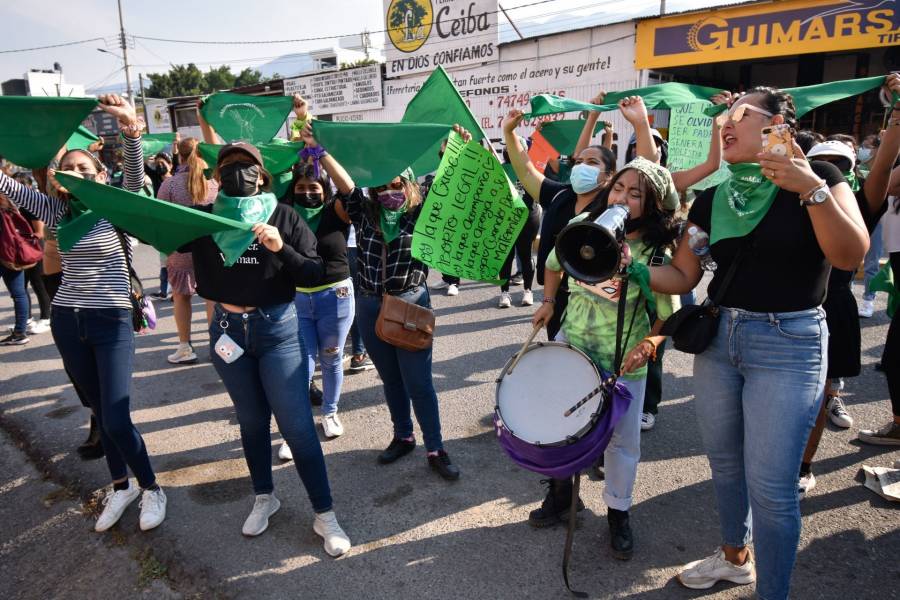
top-left (146, 63), bottom-right (205, 97)
top-left (204, 65), bottom-right (236, 92)
top-left (233, 68), bottom-right (263, 88)
top-left (340, 58), bottom-right (378, 70)
top-left (389, 0), bottom-right (427, 29)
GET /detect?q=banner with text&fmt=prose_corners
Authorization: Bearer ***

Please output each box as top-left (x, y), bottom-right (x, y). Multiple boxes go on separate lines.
top-left (667, 102), bottom-right (728, 190)
top-left (283, 64), bottom-right (383, 115)
top-left (412, 131), bottom-right (527, 283)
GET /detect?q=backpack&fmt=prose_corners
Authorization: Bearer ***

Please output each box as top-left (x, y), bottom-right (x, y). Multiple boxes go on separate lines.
top-left (0, 208), bottom-right (43, 270)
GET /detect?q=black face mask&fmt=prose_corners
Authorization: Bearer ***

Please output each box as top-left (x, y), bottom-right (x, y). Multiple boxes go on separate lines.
top-left (293, 191), bottom-right (323, 208)
top-left (219, 162), bottom-right (260, 197)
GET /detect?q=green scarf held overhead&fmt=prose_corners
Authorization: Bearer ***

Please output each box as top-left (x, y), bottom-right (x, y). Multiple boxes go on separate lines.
top-left (200, 93), bottom-right (293, 144)
top-left (868, 263), bottom-right (898, 319)
top-left (526, 82), bottom-right (724, 118)
top-left (401, 66), bottom-right (489, 177)
top-left (140, 133), bottom-right (176, 157)
top-left (197, 141), bottom-right (304, 178)
top-left (0, 96), bottom-right (98, 168)
top-left (293, 204), bottom-right (323, 233)
top-left (710, 163), bottom-right (779, 245)
top-left (538, 120), bottom-right (605, 156)
top-left (312, 121), bottom-right (450, 188)
top-left (54, 172), bottom-right (251, 254)
top-left (211, 192), bottom-right (278, 266)
top-left (66, 125), bottom-right (100, 152)
top-left (379, 206), bottom-right (405, 244)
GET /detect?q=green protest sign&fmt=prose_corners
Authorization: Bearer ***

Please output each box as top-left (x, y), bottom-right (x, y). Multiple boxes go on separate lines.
top-left (200, 93), bottom-right (293, 144)
top-left (666, 102), bottom-right (728, 190)
top-left (412, 132), bottom-right (527, 284)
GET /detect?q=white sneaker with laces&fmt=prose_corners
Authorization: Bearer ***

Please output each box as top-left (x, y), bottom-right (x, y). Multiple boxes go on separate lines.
top-left (446, 283), bottom-right (459, 296)
top-left (242, 493), bottom-right (281, 536)
top-left (278, 442), bottom-right (293, 461)
top-left (677, 548), bottom-right (756, 590)
top-left (322, 414), bottom-right (344, 438)
top-left (27, 318), bottom-right (50, 335)
top-left (640, 412), bottom-right (656, 431)
top-left (498, 292), bottom-right (511, 308)
top-left (167, 344), bottom-right (197, 364)
top-left (95, 484), bottom-right (141, 532)
top-left (139, 487), bottom-right (167, 531)
top-left (858, 299), bottom-right (874, 318)
top-left (826, 395), bottom-right (853, 428)
top-left (798, 472), bottom-right (816, 500)
top-left (313, 510), bottom-right (351, 557)
top-left (521, 290), bottom-right (533, 306)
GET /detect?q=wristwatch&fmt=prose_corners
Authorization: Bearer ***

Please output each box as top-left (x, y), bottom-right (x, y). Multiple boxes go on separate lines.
top-left (800, 181), bottom-right (829, 207)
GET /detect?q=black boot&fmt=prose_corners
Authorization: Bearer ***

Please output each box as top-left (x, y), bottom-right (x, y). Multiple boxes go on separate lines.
top-left (76, 416), bottom-right (104, 460)
top-left (528, 478), bottom-right (585, 528)
top-left (309, 381), bottom-right (323, 407)
top-left (607, 508), bottom-right (633, 560)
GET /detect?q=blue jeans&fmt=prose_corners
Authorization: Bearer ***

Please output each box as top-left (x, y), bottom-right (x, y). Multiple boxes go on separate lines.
top-left (347, 248), bottom-right (366, 356)
top-left (1, 265), bottom-right (28, 334)
top-left (51, 306), bottom-right (157, 488)
top-left (356, 285), bottom-right (444, 452)
top-left (693, 307), bottom-right (827, 600)
top-left (209, 302), bottom-right (332, 512)
top-left (295, 278), bottom-right (355, 415)
top-left (862, 221), bottom-right (883, 302)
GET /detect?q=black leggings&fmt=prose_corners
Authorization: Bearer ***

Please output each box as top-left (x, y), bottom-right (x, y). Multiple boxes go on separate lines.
top-left (24, 262), bottom-right (51, 320)
top-left (882, 252), bottom-right (900, 417)
top-left (500, 209), bottom-right (540, 292)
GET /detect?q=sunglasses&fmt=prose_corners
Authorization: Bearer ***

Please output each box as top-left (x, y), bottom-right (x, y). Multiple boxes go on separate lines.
top-left (726, 103), bottom-right (774, 123)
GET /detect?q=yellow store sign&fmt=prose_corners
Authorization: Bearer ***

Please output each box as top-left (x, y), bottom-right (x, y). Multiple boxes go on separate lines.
top-left (636, 0), bottom-right (899, 69)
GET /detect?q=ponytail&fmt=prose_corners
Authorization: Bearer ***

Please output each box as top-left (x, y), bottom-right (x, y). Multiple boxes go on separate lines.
top-left (178, 137), bottom-right (209, 204)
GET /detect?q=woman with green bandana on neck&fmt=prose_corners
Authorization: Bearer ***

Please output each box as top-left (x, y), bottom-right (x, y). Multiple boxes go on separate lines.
top-left (300, 122), bottom-right (464, 482)
top-left (178, 140), bottom-right (351, 558)
top-left (645, 87), bottom-right (868, 600)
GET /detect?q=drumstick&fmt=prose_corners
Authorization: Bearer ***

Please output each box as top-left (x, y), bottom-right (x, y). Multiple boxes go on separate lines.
top-left (564, 375), bottom-right (617, 417)
top-left (506, 323), bottom-right (543, 375)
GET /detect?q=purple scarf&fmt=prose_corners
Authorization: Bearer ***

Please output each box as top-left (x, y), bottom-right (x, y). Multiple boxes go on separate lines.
top-left (299, 146), bottom-right (327, 179)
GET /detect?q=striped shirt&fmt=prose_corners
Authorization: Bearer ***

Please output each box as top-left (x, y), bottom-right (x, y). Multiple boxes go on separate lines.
top-left (0, 135), bottom-right (145, 309)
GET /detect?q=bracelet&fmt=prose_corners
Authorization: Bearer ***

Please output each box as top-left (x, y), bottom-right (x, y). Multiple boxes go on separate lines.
top-left (542, 297), bottom-right (556, 304)
top-left (118, 117), bottom-right (146, 136)
top-left (800, 179), bottom-right (827, 201)
top-left (640, 338), bottom-right (658, 361)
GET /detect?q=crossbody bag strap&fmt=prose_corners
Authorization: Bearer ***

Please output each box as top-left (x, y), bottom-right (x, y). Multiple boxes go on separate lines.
top-left (709, 237), bottom-right (753, 307)
top-left (112, 227), bottom-right (136, 294)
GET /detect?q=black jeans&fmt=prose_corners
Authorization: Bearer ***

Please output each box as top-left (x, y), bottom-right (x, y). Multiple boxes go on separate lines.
top-left (24, 261), bottom-right (51, 320)
top-left (500, 209), bottom-right (540, 292)
top-left (882, 252), bottom-right (900, 417)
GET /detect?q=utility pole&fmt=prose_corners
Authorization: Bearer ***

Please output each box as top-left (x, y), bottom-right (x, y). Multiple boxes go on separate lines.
top-left (138, 73), bottom-right (148, 131)
top-left (117, 0), bottom-right (134, 103)
top-left (660, 0), bottom-right (666, 15)
top-left (361, 30), bottom-right (371, 60)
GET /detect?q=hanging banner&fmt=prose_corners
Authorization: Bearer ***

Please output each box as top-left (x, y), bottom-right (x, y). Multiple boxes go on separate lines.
top-left (283, 65), bottom-right (383, 115)
top-left (384, 0), bottom-right (499, 77)
top-left (412, 131), bottom-right (527, 283)
top-left (145, 99), bottom-right (172, 134)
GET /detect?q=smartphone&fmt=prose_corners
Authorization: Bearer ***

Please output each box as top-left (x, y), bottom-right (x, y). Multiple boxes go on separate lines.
top-left (761, 125), bottom-right (794, 158)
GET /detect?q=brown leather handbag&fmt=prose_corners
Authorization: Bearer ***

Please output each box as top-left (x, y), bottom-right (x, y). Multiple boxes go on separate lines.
top-left (375, 243), bottom-right (435, 352)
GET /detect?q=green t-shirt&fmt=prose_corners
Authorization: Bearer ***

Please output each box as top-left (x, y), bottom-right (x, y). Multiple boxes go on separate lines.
top-left (546, 214), bottom-right (678, 380)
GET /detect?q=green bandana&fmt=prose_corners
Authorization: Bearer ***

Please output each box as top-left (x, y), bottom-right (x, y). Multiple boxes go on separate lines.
top-left (379, 205), bottom-right (405, 243)
top-left (211, 192), bottom-right (278, 266)
top-left (56, 198), bottom-right (101, 252)
top-left (843, 170), bottom-right (860, 193)
top-left (868, 263), bottom-right (897, 319)
top-left (0, 96), bottom-right (98, 168)
top-left (526, 82), bottom-right (724, 118)
top-left (200, 93), bottom-right (293, 144)
top-left (294, 204), bottom-right (323, 233)
top-left (54, 172), bottom-right (251, 254)
top-left (710, 163), bottom-right (779, 244)
top-left (626, 261), bottom-right (657, 314)
top-left (139, 133), bottom-right (176, 158)
top-left (538, 120), bottom-right (605, 156)
top-left (66, 126), bottom-right (100, 152)
top-left (197, 141), bottom-right (304, 178)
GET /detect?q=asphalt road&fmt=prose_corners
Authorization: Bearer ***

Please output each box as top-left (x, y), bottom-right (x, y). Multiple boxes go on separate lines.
top-left (1, 244), bottom-right (897, 600)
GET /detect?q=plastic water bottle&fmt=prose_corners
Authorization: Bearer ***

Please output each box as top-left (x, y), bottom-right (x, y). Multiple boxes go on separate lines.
top-left (687, 226), bottom-right (718, 272)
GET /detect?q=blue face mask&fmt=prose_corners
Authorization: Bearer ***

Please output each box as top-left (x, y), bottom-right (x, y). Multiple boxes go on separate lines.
top-left (570, 163), bottom-right (602, 194)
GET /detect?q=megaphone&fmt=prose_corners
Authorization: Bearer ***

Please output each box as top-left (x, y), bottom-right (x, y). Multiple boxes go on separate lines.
top-left (554, 205), bottom-right (629, 284)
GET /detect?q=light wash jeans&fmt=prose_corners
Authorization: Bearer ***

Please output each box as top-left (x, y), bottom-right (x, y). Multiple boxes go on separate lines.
top-left (693, 306), bottom-right (827, 600)
top-left (295, 278), bottom-right (355, 416)
top-left (862, 221), bottom-right (883, 302)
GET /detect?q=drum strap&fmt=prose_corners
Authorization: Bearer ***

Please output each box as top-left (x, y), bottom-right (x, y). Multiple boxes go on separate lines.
top-left (563, 473), bottom-right (587, 598)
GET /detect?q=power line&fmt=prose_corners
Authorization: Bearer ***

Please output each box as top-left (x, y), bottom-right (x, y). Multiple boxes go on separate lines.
top-left (0, 37), bottom-right (110, 54)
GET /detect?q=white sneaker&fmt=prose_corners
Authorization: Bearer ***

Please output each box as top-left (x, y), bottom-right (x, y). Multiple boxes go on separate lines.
top-left (95, 484), bottom-right (141, 532)
top-left (432, 280), bottom-right (450, 289)
top-left (677, 548), bottom-right (756, 590)
top-left (826, 395), bottom-right (853, 428)
top-left (167, 344), bottom-right (197, 364)
top-left (521, 290), bottom-right (533, 306)
top-left (858, 299), bottom-right (874, 318)
top-left (640, 412), bottom-right (656, 431)
top-left (798, 472), bottom-right (816, 500)
top-left (498, 292), bottom-right (511, 308)
top-left (313, 510), bottom-right (351, 557)
top-left (139, 487), bottom-right (167, 531)
top-left (278, 442), bottom-right (293, 461)
top-left (26, 318), bottom-right (50, 335)
top-left (242, 493), bottom-right (281, 536)
top-left (322, 414), bottom-right (344, 438)
top-left (446, 283), bottom-right (459, 296)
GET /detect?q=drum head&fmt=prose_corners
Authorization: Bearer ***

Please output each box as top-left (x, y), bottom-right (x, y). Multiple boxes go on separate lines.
top-left (496, 342), bottom-right (602, 446)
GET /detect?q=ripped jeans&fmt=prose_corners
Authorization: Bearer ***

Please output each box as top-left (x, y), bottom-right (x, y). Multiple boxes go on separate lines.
top-left (295, 278), bottom-right (355, 415)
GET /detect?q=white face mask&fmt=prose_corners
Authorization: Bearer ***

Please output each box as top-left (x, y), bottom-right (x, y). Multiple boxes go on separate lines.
top-left (857, 147), bottom-right (873, 163)
top-left (570, 163), bottom-right (602, 194)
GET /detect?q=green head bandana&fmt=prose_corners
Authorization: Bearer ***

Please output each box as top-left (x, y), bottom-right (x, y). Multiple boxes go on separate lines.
top-left (211, 192), bottom-right (278, 266)
top-left (621, 157), bottom-right (680, 211)
top-left (379, 205), bottom-right (405, 244)
top-left (710, 163), bottom-right (779, 245)
top-left (293, 204), bottom-right (323, 233)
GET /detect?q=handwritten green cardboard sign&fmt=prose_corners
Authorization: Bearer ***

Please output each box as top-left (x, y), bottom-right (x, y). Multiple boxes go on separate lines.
top-left (667, 102), bottom-right (728, 191)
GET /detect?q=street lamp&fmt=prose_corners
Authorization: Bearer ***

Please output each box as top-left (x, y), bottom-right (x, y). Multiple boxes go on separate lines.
top-left (97, 48), bottom-right (123, 60)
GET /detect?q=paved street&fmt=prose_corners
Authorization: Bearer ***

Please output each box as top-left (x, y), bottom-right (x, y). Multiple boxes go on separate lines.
top-left (1, 244), bottom-right (898, 600)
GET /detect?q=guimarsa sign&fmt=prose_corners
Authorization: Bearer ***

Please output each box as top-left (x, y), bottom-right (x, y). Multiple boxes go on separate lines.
top-left (385, 0), bottom-right (499, 77)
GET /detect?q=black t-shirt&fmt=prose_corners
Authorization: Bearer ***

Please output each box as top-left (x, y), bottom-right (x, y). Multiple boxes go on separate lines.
top-left (283, 200), bottom-right (350, 287)
top-left (536, 179), bottom-right (605, 285)
top-left (688, 161), bottom-right (845, 312)
top-left (182, 203), bottom-right (324, 306)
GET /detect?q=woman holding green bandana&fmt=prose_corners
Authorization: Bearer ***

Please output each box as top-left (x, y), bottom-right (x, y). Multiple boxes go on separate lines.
top-left (645, 87), bottom-right (868, 600)
top-left (180, 141), bottom-right (351, 557)
top-left (302, 122), bottom-right (463, 482)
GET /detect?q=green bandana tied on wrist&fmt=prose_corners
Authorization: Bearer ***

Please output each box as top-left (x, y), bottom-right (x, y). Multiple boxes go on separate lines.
top-left (710, 163), bottom-right (779, 245)
top-left (294, 204), bottom-right (323, 233)
top-left (379, 206), bottom-right (405, 243)
top-left (212, 192), bottom-right (278, 266)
